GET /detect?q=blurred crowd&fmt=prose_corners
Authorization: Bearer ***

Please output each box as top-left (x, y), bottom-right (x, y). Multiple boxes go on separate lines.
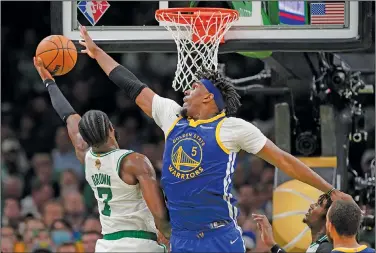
top-left (1, 2), bottom-right (374, 253)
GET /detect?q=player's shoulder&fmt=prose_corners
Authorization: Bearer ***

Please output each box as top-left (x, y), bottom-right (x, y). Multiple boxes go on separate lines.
top-left (221, 116), bottom-right (260, 129)
top-left (119, 151), bottom-right (151, 167)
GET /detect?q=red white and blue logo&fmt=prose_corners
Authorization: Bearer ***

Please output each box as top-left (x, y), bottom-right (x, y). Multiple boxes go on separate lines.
top-left (77, 1), bottom-right (110, 26)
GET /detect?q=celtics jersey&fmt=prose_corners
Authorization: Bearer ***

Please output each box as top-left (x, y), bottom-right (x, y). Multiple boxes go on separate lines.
top-left (85, 148), bottom-right (157, 235)
top-left (306, 235), bottom-right (331, 253)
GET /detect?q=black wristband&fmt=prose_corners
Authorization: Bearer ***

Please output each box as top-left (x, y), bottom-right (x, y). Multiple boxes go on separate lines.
top-left (326, 188), bottom-right (336, 196)
top-left (271, 244), bottom-right (285, 253)
top-left (108, 65), bottom-right (148, 101)
top-left (43, 79), bottom-right (55, 87)
top-left (46, 80), bottom-right (77, 123)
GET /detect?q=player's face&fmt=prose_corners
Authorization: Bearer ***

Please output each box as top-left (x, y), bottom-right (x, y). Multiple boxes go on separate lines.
top-left (108, 125), bottom-right (120, 148)
top-left (182, 82), bottom-right (212, 118)
top-left (303, 199), bottom-right (327, 227)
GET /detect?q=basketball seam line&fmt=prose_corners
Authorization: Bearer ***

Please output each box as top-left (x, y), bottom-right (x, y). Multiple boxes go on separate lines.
top-left (36, 48), bottom-right (76, 56)
top-left (57, 35), bottom-right (65, 75)
top-left (66, 40), bottom-right (75, 64)
top-left (45, 46), bottom-right (60, 70)
top-left (43, 38), bottom-right (59, 48)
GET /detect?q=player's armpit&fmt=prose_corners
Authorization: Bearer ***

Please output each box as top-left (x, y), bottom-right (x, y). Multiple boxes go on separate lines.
top-left (66, 114), bottom-right (89, 164)
top-left (121, 153), bottom-right (171, 239)
top-left (256, 140), bottom-right (332, 193)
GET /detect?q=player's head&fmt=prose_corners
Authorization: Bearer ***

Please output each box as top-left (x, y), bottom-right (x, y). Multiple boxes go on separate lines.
top-left (326, 200), bottom-right (362, 242)
top-left (78, 110), bottom-right (119, 148)
top-left (180, 68), bottom-right (241, 118)
top-left (303, 193), bottom-right (332, 230)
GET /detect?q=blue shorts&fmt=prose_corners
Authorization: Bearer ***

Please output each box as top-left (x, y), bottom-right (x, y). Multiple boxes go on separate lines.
top-left (170, 222), bottom-right (245, 253)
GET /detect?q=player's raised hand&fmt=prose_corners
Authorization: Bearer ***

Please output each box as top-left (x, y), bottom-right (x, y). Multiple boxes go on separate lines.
top-left (330, 189), bottom-right (355, 202)
top-left (252, 214), bottom-right (276, 248)
top-left (33, 57), bottom-right (54, 82)
top-left (79, 25), bottom-right (98, 59)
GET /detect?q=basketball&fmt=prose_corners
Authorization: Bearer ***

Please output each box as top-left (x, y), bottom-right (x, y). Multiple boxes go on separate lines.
top-left (35, 35), bottom-right (77, 76)
top-left (272, 180), bottom-right (323, 252)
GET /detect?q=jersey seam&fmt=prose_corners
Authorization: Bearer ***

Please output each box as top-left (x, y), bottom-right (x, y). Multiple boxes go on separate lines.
top-left (116, 151), bottom-right (134, 174)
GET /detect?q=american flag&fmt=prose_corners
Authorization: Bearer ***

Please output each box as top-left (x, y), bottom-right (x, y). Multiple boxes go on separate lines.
top-left (310, 2), bottom-right (345, 24)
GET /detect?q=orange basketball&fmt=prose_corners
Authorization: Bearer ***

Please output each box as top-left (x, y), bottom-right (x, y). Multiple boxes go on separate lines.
top-left (35, 35), bottom-right (77, 76)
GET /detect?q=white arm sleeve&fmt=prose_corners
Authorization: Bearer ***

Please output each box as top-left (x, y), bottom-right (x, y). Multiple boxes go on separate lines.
top-left (151, 95), bottom-right (182, 133)
top-left (220, 117), bottom-right (267, 154)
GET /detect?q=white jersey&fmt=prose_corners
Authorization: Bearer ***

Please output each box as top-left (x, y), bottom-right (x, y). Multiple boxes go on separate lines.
top-left (85, 148), bottom-right (157, 235)
top-left (152, 95), bottom-right (267, 154)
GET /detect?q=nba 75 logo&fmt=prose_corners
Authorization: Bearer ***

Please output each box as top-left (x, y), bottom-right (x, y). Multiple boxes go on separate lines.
top-left (77, 1), bottom-right (110, 26)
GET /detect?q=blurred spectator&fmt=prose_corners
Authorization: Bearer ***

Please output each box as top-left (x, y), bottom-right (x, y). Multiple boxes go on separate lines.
top-left (56, 243), bottom-right (78, 253)
top-left (52, 127), bottom-right (83, 180)
top-left (3, 175), bottom-right (24, 199)
top-left (23, 153), bottom-right (59, 198)
top-left (62, 190), bottom-right (86, 235)
top-left (81, 231), bottom-right (102, 253)
top-left (59, 169), bottom-right (81, 196)
top-left (246, 156), bottom-right (265, 184)
top-left (23, 218), bottom-right (47, 252)
top-left (21, 182), bottom-right (54, 218)
top-left (50, 219), bottom-right (74, 247)
top-left (1, 237), bottom-right (15, 253)
top-left (1, 138), bottom-right (29, 177)
top-left (1, 225), bottom-right (17, 243)
top-left (42, 200), bottom-right (64, 228)
top-left (238, 184), bottom-right (257, 215)
top-left (2, 198), bottom-right (22, 228)
top-left (81, 216), bottom-right (102, 234)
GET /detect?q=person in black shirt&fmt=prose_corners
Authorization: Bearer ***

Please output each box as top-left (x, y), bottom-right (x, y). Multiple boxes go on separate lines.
top-left (253, 193), bottom-right (333, 253)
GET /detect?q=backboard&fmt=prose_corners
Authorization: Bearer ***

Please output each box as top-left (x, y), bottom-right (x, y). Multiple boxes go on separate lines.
top-left (51, 1), bottom-right (373, 53)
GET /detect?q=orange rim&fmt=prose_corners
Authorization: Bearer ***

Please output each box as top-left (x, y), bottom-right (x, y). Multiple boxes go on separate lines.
top-left (155, 7), bottom-right (239, 25)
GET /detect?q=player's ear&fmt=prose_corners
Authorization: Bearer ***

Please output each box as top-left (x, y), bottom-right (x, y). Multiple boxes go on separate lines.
top-left (109, 123), bottom-right (115, 132)
top-left (202, 93), bottom-right (214, 103)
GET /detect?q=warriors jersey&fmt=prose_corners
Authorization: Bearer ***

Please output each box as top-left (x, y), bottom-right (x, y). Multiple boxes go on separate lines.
top-left (85, 148), bottom-right (157, 235)
top-left (152, 95), bottom-right (267, 232)
top-left (332, 245), bottom-right (375, 253)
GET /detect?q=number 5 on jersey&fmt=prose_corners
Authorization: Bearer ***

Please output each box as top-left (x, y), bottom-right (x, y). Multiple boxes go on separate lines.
top-left (97, 187), bottom-right (112, 216)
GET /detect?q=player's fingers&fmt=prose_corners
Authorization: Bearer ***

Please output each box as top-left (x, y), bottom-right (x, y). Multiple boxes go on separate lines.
top-left (79, 40), bottom-right (87, 47)
top-left (36, 57), bottom-right (44, 67)
top-left (252, 214), bottom-right (265, 219)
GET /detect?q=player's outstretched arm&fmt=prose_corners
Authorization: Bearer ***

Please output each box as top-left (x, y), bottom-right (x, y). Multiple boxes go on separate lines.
top-left (120, 152), bottom-right (171, 239)
top-left (256, 140), bottom-right (352, 201)
top-left (33, 57), bottom-right (88, 164)
top-left (231, 118), bottom-right (353, 202)
top-left (78, 26), bottom-right (156, 118)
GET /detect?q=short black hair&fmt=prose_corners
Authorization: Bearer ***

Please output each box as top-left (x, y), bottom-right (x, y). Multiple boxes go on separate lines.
top-left (317, 193), bottom-right (333, 219)
top-left (195, 68), bottom-right (241, 116)
top-left (328, 200), bottom-right (361, 237)
top-left (78, 110), bottom-right (112, 147)
top-left (50, 218), bottom-right (73, 232)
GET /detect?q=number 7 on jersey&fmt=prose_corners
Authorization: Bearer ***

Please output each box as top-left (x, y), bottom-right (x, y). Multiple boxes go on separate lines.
top-left (97, 187), bottom-right (113, 216)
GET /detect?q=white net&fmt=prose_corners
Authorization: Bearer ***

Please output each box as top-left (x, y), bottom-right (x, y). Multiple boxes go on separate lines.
top-left (156, 9), bottom-right (239, 92)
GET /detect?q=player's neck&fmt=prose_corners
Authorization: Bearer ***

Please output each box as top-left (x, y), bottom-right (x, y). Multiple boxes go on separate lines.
top-left (196, 110), bottom-right (220, 121)
top-left (333, 235), bottom-right (360, 249)
top-left (92, 144), bottom-right (118, 154)
top-left (311, 226), bottom-right (326, 243)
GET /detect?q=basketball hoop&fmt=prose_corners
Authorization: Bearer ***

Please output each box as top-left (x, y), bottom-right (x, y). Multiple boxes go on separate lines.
top-left (155, 8), bottom-right (239, 91)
